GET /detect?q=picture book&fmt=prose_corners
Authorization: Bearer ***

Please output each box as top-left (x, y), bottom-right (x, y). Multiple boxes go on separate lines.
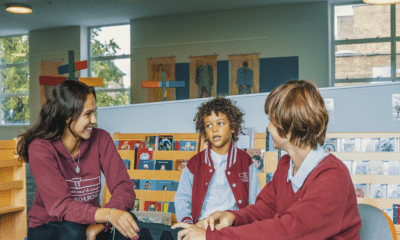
top-left (138, 159), bottom-right (155, 170)
top-left (139, 179), bottom-right (157, 191)
top-left (114, 140), bottom-right (119, 148)
top-left (144, 201), bottom-right (162, 212)
top-left (388, 161), bottom-right (400, 175)
top-left (380, 138), bottom-right (395, 152)
top-left (136, 148), bottom-right (154, 169)
top-left (156, 180), bottom-right (176, 191)
top-left (118, 140), bottom-right (143, 150)
top-left (133, 211), bottom-right (172, 226)
top-left (360, 138), bottom-right (380, 152)
top-left (162, 202), bottom-right (169, 213)
top-left (341, 138), bottom-right (355, 152)
top-left (145, 136), bottom-right (158, 149)
top-left (122, 159), bottom-right (131, 170)
top-left (352, 160), bottom-right (368, 175)
top-left (394, 205), bottom-right (399, 224)
top-left (132, 179), bottom-right (140, 190)
top-left (354, 183), bottom-right (366, 198)
top-left (323, 138), bottom-right (337, 152)
top-left (266, 172), bottom-right (274, 184)
top-left (246, 148), bottom-right (266, 173)
top-left (387, 184), bottom-right (400, 199)
top-left (368, 160), bottom-right (386, 175)
top-left (369, 183), bottom-right (387, 199)
top-left (155, 160), bottom-right (174, 171)
top-left (175, 159), bottom-right (189, 171)
top-left (134, 199), bottom-right (140, 211)
top-left (168, 202), bottom-right (175, 214)
top-left (382, 208), bottom-right (394, 223)
top-left (234, 127), bottom-right (254, 150)
top-left (177, 141), bottom-right (197, 151)
top-left (342, 160), bottom-right (352, 174)
top-left (158, 135), bottom-right (173, 151)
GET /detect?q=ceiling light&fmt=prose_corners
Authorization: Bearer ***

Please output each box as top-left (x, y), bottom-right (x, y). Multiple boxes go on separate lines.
top-left (363, 0), bottom-right (400, 4)
top-left (6, 3), bottom-right (32, 14)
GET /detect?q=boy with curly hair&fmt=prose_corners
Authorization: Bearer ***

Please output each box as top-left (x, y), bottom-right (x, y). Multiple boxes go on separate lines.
top-left (174, 97), bottom-right (261, 225)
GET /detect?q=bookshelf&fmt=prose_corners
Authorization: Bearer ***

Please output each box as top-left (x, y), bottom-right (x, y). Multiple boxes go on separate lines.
top-left (326, 132), bottom-right (400, 238)
top-left (102, 132), bottom-right (200, 225)
top-left (0, 139), bottom-right (27, 240)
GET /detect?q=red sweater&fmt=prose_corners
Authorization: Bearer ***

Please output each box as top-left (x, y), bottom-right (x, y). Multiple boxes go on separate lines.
top-left (206, 154), bottom-right (361, 240)
top-left (28, 128), bottom-right (135, 228)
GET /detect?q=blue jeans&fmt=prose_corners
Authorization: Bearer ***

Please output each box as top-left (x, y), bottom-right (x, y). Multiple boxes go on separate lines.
top-left (28, 212), bottom-right (137, 240)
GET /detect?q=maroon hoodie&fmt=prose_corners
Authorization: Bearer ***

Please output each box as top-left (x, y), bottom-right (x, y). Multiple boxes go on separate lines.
top-left (28, 128), bottom-right (135, 228)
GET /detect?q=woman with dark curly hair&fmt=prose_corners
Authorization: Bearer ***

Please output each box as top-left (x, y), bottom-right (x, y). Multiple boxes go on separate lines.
top-left (172, 97), bottom-right (261, 231)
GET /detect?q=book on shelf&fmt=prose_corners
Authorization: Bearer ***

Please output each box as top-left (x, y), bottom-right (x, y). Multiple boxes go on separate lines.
top-left (134, 199), bottom-right (139, 211)
top-left (118, 140), bottom-right (143, 150)
top-left (138, 159), bottom-right (155, 170)
top-left (132, 179), bottom-right (140, 190)
top-left (266, 173), bottom-right (274, 184)
top-left (235, 127), bottom-right (254, 150)
top-left (368, 160), bottom-right (388, 175)
top-left (369, 183), bottom-right (387, 199)
top-left (388, 161), bottom-right (400, 176)
top-left (122, 159), bottom-right (131, 170)
top-left (380, 138), bottom-right (395, 152)
top-left (342, 160), bottom-right (352, 174)
top-left (341, 138), bottom-right (356, 152)
top-left (132, 211), bottom-right (172, 226)
top-left (158, 136), bottom-right (173, 151)
top-left (156, 180), bottom-right (179, 191)
top-left (177, 141), bottom-right (197, 151)
top-left (387, 184), bottom-right (400, 199)
top-left (354, 183), bottom-right (366, 198)
top-left (139, 179), bottom-right (157, 190)
top-left (175, 159), bottom-right (189, 171)
top-left (155, 160), bottom-right (174, 171)
top-left (246, 148), bottom-right (266, 173)
top-left (394, 204), bottom-right (398, 224)
top-left (352, 160), bottom-right (368, 175)
top-left (144, 201), bottom-right (163, 212)
top-left (136, 148), bottom-right (154, 169)
top-left (145, 136), bottom-right (158, 149)
top-left (168, 202), bottom-right (176, 214)
top-left (360, 138), bottom-right (380, 152)
top-left (381, 208), bottom-right (394, 223)
top-left (323, 138), bottom-right (337, 152)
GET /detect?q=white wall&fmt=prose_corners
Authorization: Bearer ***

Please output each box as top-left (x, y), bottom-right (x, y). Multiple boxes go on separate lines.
top-left (98, 82), bottom-right (400, 135)
top-left (130, 2), bottom-right (329, 104)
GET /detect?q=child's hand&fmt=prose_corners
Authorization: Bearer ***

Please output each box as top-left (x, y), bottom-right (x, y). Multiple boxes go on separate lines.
top-left (195, 218), bottom-right (209, 230)
top-left (172, 222), bottom-right (206, 240)
top-left (207, 211), bottom-right (235, 231)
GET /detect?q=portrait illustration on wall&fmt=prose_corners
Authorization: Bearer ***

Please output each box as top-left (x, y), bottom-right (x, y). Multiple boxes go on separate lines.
top-left (189, 55), bottom-right (217, 99)
top-left (228, 54), bottom-right (260, 96)
top-left (147, 56), bottom-right (176, 102)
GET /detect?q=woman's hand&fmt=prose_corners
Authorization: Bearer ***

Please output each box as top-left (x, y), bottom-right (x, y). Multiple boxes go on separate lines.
top-left (172, 222), bottom-right (206, 240)
top-left (206, 211), bottom-right (235, 231)
top-left (86, 224), bottom-right (104, 240)
top-left (108, 209), bottom-right (139, 240)
top-left (195, 218), bottom-right (209, 230)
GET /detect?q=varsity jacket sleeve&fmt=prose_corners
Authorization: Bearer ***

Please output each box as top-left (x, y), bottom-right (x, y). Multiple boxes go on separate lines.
top-left (206, 161), bottom-right (355, 240)
top-left (248, 163), bottom-right (261, 204)
top-left (174, 166), bottom-right (194, 224)
top-left (100, 131), bottom-right (135, 211)
top-left (28, 139), bottom-right (99, 225)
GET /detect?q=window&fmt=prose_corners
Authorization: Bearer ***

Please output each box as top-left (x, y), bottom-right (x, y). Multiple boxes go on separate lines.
top-left (89, 24), bottom-right (131, 107)
top-left (0, 35), bottom-right (29, 125)
top-left (331, 3), bottom-right (399, 86)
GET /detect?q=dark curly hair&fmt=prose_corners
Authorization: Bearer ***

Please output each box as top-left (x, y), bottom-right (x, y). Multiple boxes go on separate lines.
top-left (194, 97), bottom-right (244, 142)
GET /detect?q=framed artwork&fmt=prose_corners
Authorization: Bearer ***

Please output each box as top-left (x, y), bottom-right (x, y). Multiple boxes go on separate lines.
top-left (189, 55), bottom-right (217, 99)
top-left (228, 54), bottom-right (260, 96)
top-left (147, 56), bottom-right (176, 102)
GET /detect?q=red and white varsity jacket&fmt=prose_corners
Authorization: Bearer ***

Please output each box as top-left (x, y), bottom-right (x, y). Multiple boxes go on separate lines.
top-left (174, 142), bottom-right (261, 224)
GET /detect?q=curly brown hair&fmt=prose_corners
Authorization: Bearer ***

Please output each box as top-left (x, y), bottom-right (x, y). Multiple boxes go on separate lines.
top-left (194, 97), bottom-right (244, 142)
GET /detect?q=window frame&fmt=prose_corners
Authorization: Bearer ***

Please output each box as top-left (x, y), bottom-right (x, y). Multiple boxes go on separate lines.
top-left (88, 23), bottom-right (131, 106)
top-left (330, 2), bottom-right (399, 86)
top-left (0, 34), bottom-right (29, 125)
